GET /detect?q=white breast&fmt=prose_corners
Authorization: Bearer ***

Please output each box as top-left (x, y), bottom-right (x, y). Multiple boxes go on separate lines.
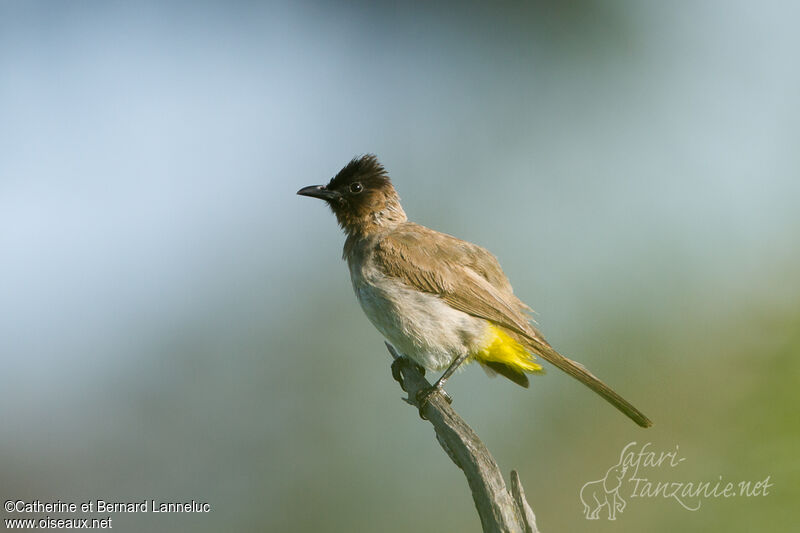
top-left (348, 257), bottom-right (489, 371)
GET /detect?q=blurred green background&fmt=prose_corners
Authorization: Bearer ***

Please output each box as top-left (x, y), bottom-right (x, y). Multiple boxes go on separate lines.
top-left (1, 1), bottom-right (798, 532)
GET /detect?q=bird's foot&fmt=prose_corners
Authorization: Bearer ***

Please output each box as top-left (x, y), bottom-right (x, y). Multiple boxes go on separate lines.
top-left (415, 383), bottom-right (452, 420)
top-left (390, 355), bottom-right (425, 391)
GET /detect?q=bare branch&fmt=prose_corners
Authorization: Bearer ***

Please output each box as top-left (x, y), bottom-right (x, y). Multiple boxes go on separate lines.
top-left (386, 342), bottom-right (540, 533)
top-left (511, 470), bottom-right (540, 533)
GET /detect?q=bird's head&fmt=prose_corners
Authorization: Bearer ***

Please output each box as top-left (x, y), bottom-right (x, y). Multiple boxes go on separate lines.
top-left (297, 154), bottom-right (407, 235)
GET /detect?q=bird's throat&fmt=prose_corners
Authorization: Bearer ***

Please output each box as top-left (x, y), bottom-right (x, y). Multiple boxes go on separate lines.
top-left (336, 198), bottom-right (407, 238)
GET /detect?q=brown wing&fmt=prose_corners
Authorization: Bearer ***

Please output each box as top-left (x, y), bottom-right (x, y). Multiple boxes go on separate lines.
top-left (374, 223), bottom-right (653, 428)
top-left (375, 223), bottom-right (540, 340)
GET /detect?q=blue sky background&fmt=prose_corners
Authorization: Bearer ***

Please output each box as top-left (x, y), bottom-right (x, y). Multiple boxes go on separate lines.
top-left (1, 2), bottom-right (798, 531)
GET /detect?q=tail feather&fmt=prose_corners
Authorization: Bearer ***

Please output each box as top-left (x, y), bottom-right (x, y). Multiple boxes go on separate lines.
top-left (482, 361), bottom-right (531, 388)
top-left (510, 330), bottom-right (653, 428)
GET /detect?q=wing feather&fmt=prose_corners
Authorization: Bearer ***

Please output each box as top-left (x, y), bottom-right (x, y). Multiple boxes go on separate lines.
top-left (375, 224), bottom-right (536, 338)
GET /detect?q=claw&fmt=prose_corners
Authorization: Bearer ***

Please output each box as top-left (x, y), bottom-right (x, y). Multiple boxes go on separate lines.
top-left (390, 355), bottom-right (425, 391)
top-left (415, 384), bottom-right (452, 419)
top-left (390, 357), bottom-right (407, 389)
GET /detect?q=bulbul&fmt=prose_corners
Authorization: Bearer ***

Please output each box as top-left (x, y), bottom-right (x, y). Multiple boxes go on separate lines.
top-left (298, 155), bottom-right (652, 428)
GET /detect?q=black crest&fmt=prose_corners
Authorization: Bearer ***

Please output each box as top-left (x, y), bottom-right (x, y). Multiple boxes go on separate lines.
top-left (328, 154), bottom-right (390, 190)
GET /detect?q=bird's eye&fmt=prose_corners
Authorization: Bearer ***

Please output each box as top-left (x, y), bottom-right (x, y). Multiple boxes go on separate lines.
top-left (349, 182), bottom-right (363, 193)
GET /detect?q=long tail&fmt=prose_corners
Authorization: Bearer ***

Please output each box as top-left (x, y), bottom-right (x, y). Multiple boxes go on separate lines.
top-left (519, 333), bottom-right (653, 428)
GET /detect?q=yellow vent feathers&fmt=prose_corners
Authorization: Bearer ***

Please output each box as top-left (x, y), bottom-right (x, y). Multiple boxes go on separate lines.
top-left (471, 325), bottom-right (543, 374)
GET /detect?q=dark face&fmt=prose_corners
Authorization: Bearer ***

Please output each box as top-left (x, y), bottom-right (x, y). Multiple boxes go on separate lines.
top-left (297, 155), bottom-right (396, 230)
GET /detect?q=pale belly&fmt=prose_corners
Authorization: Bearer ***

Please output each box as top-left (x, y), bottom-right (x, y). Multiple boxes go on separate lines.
top-left (351, 272), bottom-right (490, 371)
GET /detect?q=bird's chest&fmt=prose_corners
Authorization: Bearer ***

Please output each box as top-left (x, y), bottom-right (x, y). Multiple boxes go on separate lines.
top-left (347, 257), bottom-right (487, 371)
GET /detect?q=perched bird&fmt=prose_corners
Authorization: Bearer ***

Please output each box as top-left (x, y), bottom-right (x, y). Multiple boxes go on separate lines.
top-left (297, 155), bottom-right (652, 427)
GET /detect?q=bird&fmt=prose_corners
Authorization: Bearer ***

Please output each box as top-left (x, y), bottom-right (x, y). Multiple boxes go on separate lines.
top-left (297, 155), bottom-right (652, 428)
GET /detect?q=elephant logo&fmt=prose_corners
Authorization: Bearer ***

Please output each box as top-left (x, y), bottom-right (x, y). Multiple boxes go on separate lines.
top-left (580, 450), bottom-right (629, 520)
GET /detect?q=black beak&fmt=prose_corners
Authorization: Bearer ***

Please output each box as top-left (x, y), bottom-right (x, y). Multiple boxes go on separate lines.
top-left (297, 184), bottom-right (339, 201)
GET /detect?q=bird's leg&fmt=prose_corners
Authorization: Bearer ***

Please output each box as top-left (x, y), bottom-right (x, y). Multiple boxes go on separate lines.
top-left (415, 352), bottom-right (469, 419)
